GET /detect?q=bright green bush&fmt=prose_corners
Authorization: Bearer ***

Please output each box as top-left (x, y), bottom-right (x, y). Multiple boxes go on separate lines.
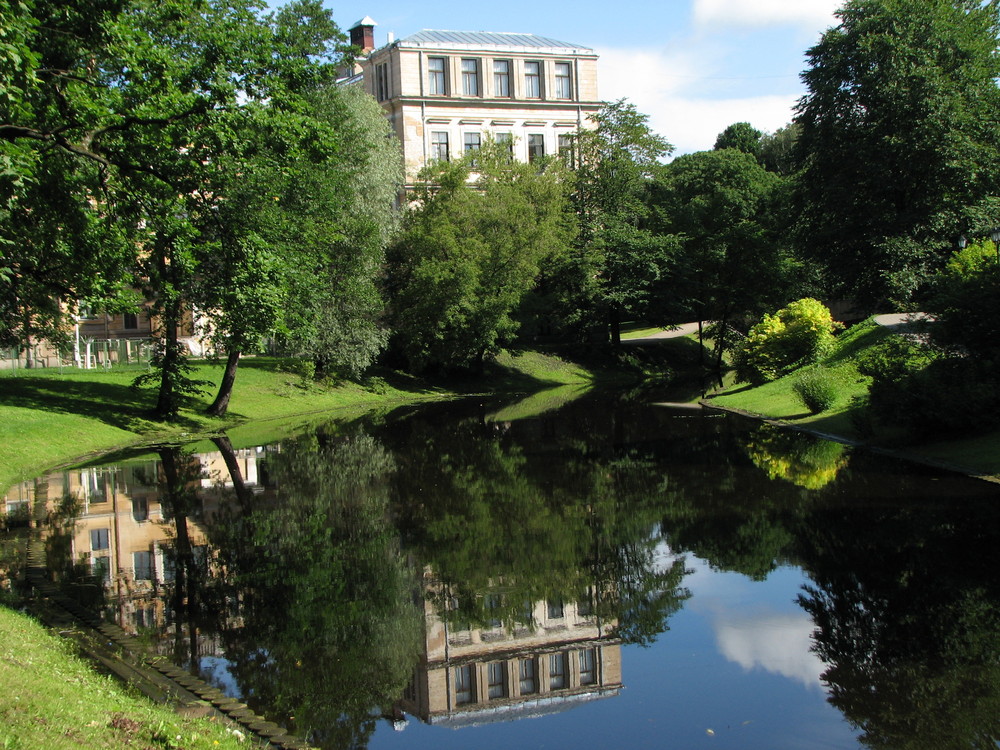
top-left (734, 298), bottom-right (842, 384)
top-left (793, 368), bottom-right (839, 414)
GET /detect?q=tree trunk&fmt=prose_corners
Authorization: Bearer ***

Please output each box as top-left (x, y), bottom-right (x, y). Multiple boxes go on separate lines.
top-left (609, 306), bottom-right (621, 347)
top-left (154, 301), bottom-right (181, 420)
top-left (206, 348), bottom-right (240, 417)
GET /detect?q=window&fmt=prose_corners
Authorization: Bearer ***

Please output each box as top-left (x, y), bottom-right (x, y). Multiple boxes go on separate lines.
top-left (519, 658), bottom-right (537, 694)
top-left (428, 57), bottom-right (446, 95)
top-left (487, 661), bottom-right (507, 699)
top-left (131, 497), bottom-right (148, 522)
top-left (579, 648), bottom-right (597, 685)
top-left (461, 58), bottom-right (479, 96)
top-left (91, 528), bottom-right (110, 551)
top-left (375, 62), bottom-right (390, 101)
top-left (555, 62), bottom-right (572, 99)
top-left (558, 134), bottom-right (574, 166)
top-left (133, 550), bottom-right (153, 581)
top-left (92, 556), bottom-right (110, 582)
top-left (493, 59), bottom-right (511, 97)
top-left (496, 132), bottom-right (514, 157)
top-left (524, 61), bottom-right (541, 98)
top-left (577, 588), bottom-right (593, 617)
top-left (123, 312), bottom-right (138, 330)
top-left (528, 134), bottom-right (545, 163)
top-left (464, 132), bottom-right (482, 155)
top-left (548, 599), bottom-right (564, 619)
top-left (454, 664), bottom-right (475, 704)
top-left (549, 652), bottom-right (568, 690)
top-left (430, 131), bottom-right (449, 163)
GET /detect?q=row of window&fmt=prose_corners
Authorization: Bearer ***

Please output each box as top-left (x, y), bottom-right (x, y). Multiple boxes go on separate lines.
top-left (430, 56), bottom-right (572, 100)
top-left (454, 649), bottom-right (598, 705)
top-left (429, 130), bottom-right (573, 164)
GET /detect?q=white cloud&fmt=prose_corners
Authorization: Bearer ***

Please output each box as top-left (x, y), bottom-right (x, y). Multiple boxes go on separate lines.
top-left (597, 46), bottom-right (800, 155)
top-left (693, 0), bottom-right (840, 29)
top-left (714, 612), bottom-right (827, 689)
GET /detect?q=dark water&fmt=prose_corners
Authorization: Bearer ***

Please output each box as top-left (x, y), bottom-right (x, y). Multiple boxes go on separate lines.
top-left (9, 393), bottom-right (1000, 749)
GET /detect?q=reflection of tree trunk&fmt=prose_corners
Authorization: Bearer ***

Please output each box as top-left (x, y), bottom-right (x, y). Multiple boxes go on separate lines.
top-left (207, 348), bottom-right (240, 417)
top-left (159, 447), bottom-right (198, 670)
top-left (212, 435), bottom-right (253, 510)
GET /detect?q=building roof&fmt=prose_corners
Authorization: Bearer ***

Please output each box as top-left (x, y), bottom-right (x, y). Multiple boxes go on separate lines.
top-left (396, 29), bottom-right (593, 54)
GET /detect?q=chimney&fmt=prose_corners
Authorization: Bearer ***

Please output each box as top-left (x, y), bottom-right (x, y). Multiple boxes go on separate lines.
top-left (349, 16), bottom-right (377, 54)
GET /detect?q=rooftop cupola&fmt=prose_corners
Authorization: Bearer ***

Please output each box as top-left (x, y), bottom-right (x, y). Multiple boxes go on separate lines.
top-left (349, 16), bottom-right (377, 54)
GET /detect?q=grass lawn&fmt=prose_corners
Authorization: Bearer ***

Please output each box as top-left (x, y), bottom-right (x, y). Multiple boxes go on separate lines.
top-left (0, 350), bottom-right (606, 494)
top-left (0, 606), bottom-right (249, 750)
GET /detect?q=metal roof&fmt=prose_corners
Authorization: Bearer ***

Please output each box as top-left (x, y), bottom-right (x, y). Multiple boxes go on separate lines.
top-left (397, 29), bottom-right (593, 52)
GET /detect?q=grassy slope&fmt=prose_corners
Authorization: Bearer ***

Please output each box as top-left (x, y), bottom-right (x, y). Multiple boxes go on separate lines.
top-left (709, 319), bottom-right (1000, 476)
top-left (0, 607), bottom-right (247, 750)
top-left (0, 351), bottom-right (604, 494)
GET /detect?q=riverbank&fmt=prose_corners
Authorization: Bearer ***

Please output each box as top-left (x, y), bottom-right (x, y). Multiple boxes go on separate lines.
top-left (0, 350), bottom-right (604, 495)
top-left (706, 318), bottom-right (1000, 479)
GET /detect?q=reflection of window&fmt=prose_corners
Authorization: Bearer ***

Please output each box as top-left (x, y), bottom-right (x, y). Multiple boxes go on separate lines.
top-left (577, 588), bottom-right (593, 617)
top-left (428, 57), bottom-right (446, 95)
top-left (488, 661), bottom-right (507, 699)
top-left (430, 131), bottom-right (449, 163)
top-left (461, 58), bottom-right (479, 96)
top-left (549, 652), bottom-right (568, 689)
top-left (131, 497), bottom-right (148, 522)
top-left (455, 664), bottom-right (475, 704)
top-left (547, 599), bottom-right (564, 619)
top-left (519, 658), bottom-right (537, 694)
top-left (524, 61), bottom-right (541, 98)
top-left (528, 134), bottom-right (545, 163)
top-left (555, 62), bottom-right (572, 99)
top-left (485, 593), bottom-right (501, 628)
top-left (133, 550), bottom-right (153, 581)
top-left (91, 528), bottom-right (110, 551)
top-left (493, 59), bottom-right (511, 97)
top-left (579, 648), bottom-right (597, 685)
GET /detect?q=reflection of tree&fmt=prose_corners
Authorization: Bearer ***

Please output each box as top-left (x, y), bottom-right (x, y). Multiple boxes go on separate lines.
top-left (797, 500), bottom-right (1000, 749)
top-left (742, 424), bottom-right (849, 490)
top-left (389, 405), bottom-right (690, 646)
top-left (207, 428), bottom-right (422, 749)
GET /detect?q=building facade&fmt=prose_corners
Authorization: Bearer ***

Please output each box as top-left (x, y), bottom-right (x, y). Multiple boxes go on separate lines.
top-left (349, 20), bottom-right (601, 184)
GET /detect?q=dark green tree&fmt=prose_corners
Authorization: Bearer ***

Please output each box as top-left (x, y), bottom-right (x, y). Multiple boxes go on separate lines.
top-left (795, 0), bottom-right (1000, 306)
top-left (758, 122), bottom-right (801, 176)
top-left (386, 141), bottom-right (574, 373)
top-left (714, 121), bottom-right (763, 158)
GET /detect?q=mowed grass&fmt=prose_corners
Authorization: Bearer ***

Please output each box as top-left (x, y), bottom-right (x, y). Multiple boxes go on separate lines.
top-left (0, 606), bottom-right (249, 750)
top-left (0, 351), bottom-right (601, 493)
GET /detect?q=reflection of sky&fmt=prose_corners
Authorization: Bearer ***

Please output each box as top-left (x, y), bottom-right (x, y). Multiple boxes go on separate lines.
top-left (684, 555), bottom-right (826, 691)
top-left (369, 548), bottom-right (861, 750)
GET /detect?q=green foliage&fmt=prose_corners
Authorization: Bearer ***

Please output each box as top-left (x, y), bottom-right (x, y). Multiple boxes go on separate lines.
top-left (734, 298), bottom-right (841, 384)
top-left (713, 121), bottom-right (762, 157)
top-left (926, 239), bottom-right (1000, 362)
top-left (792, 368), bottom-right (840, 414)
top-left (387, 142), bottom-right (574, 373)
top-left (795, 0), bottom-right (1000, 305)
top-left (742, 424), bottom-right (848, 489)
top-left (758, 122), bottom-right (800, 176)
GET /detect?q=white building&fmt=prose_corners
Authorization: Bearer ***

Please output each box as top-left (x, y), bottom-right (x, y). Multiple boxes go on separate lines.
top-left (348, 19), bottom-right (601, 185)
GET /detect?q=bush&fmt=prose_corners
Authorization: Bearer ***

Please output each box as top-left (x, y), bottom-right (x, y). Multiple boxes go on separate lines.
top-left (734, 298), bottom-right (842, 384)
top-left (793, 369), bottom-right (839, 414)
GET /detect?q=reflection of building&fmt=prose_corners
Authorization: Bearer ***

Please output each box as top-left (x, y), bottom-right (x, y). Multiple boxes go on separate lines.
top-left (348, 19), bottom-right (601, 185)
top-left (400, 573), bottom-right (623, 726)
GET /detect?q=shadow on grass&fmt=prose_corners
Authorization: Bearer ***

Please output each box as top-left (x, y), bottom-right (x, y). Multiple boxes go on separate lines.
top-left (0, 376), bottom-right (204, 433)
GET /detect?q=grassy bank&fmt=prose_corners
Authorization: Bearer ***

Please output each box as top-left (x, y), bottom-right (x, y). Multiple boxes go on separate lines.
top-left (0, 606), bottom-right (248, 750)
top-left (0, 350), bottom-right (606, 494)
top-left (708, 318), bottom-right (1000, 477)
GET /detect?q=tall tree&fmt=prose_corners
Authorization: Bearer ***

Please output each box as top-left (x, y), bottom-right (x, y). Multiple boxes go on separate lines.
top-left (795, 0), bottom-right (1000, 307)
top-left (566, 99), bottom-right (674, 344)
top-left (386, 141), bottom-right (574, 373)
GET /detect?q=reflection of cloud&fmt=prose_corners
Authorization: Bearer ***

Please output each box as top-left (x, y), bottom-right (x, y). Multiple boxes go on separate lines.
top-left (598, 46), bottom-right (801, 155)
top-left (715, 612), bottom-right (825, 689)
top-left (693, 0), bottom-right (840, 29)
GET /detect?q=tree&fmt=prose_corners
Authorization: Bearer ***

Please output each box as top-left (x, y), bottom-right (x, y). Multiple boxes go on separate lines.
top-left (651, 148), bottom-right (791, 367)
top-left (566, 99), bottom-right (674, 344)
top-left (795, 0), bottom-right (1000, 306)
top-left (386, 141), bottom-right (574, 373)
top-left (714, 121), bottom-right (763, 158)
top-left (758, 122), bottom-right (801, 176)
top-left (276, 83), bottom-right (402, 382)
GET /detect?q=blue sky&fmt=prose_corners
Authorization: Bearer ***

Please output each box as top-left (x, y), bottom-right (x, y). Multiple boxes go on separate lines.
top-left (325, 0), bottom-right (843, 155)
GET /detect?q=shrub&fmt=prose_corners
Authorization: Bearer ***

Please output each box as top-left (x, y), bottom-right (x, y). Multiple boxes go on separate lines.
top-left (793, 369), bottom-right (839, 414)
top-left (734, 298), bottom-right (842, 384)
